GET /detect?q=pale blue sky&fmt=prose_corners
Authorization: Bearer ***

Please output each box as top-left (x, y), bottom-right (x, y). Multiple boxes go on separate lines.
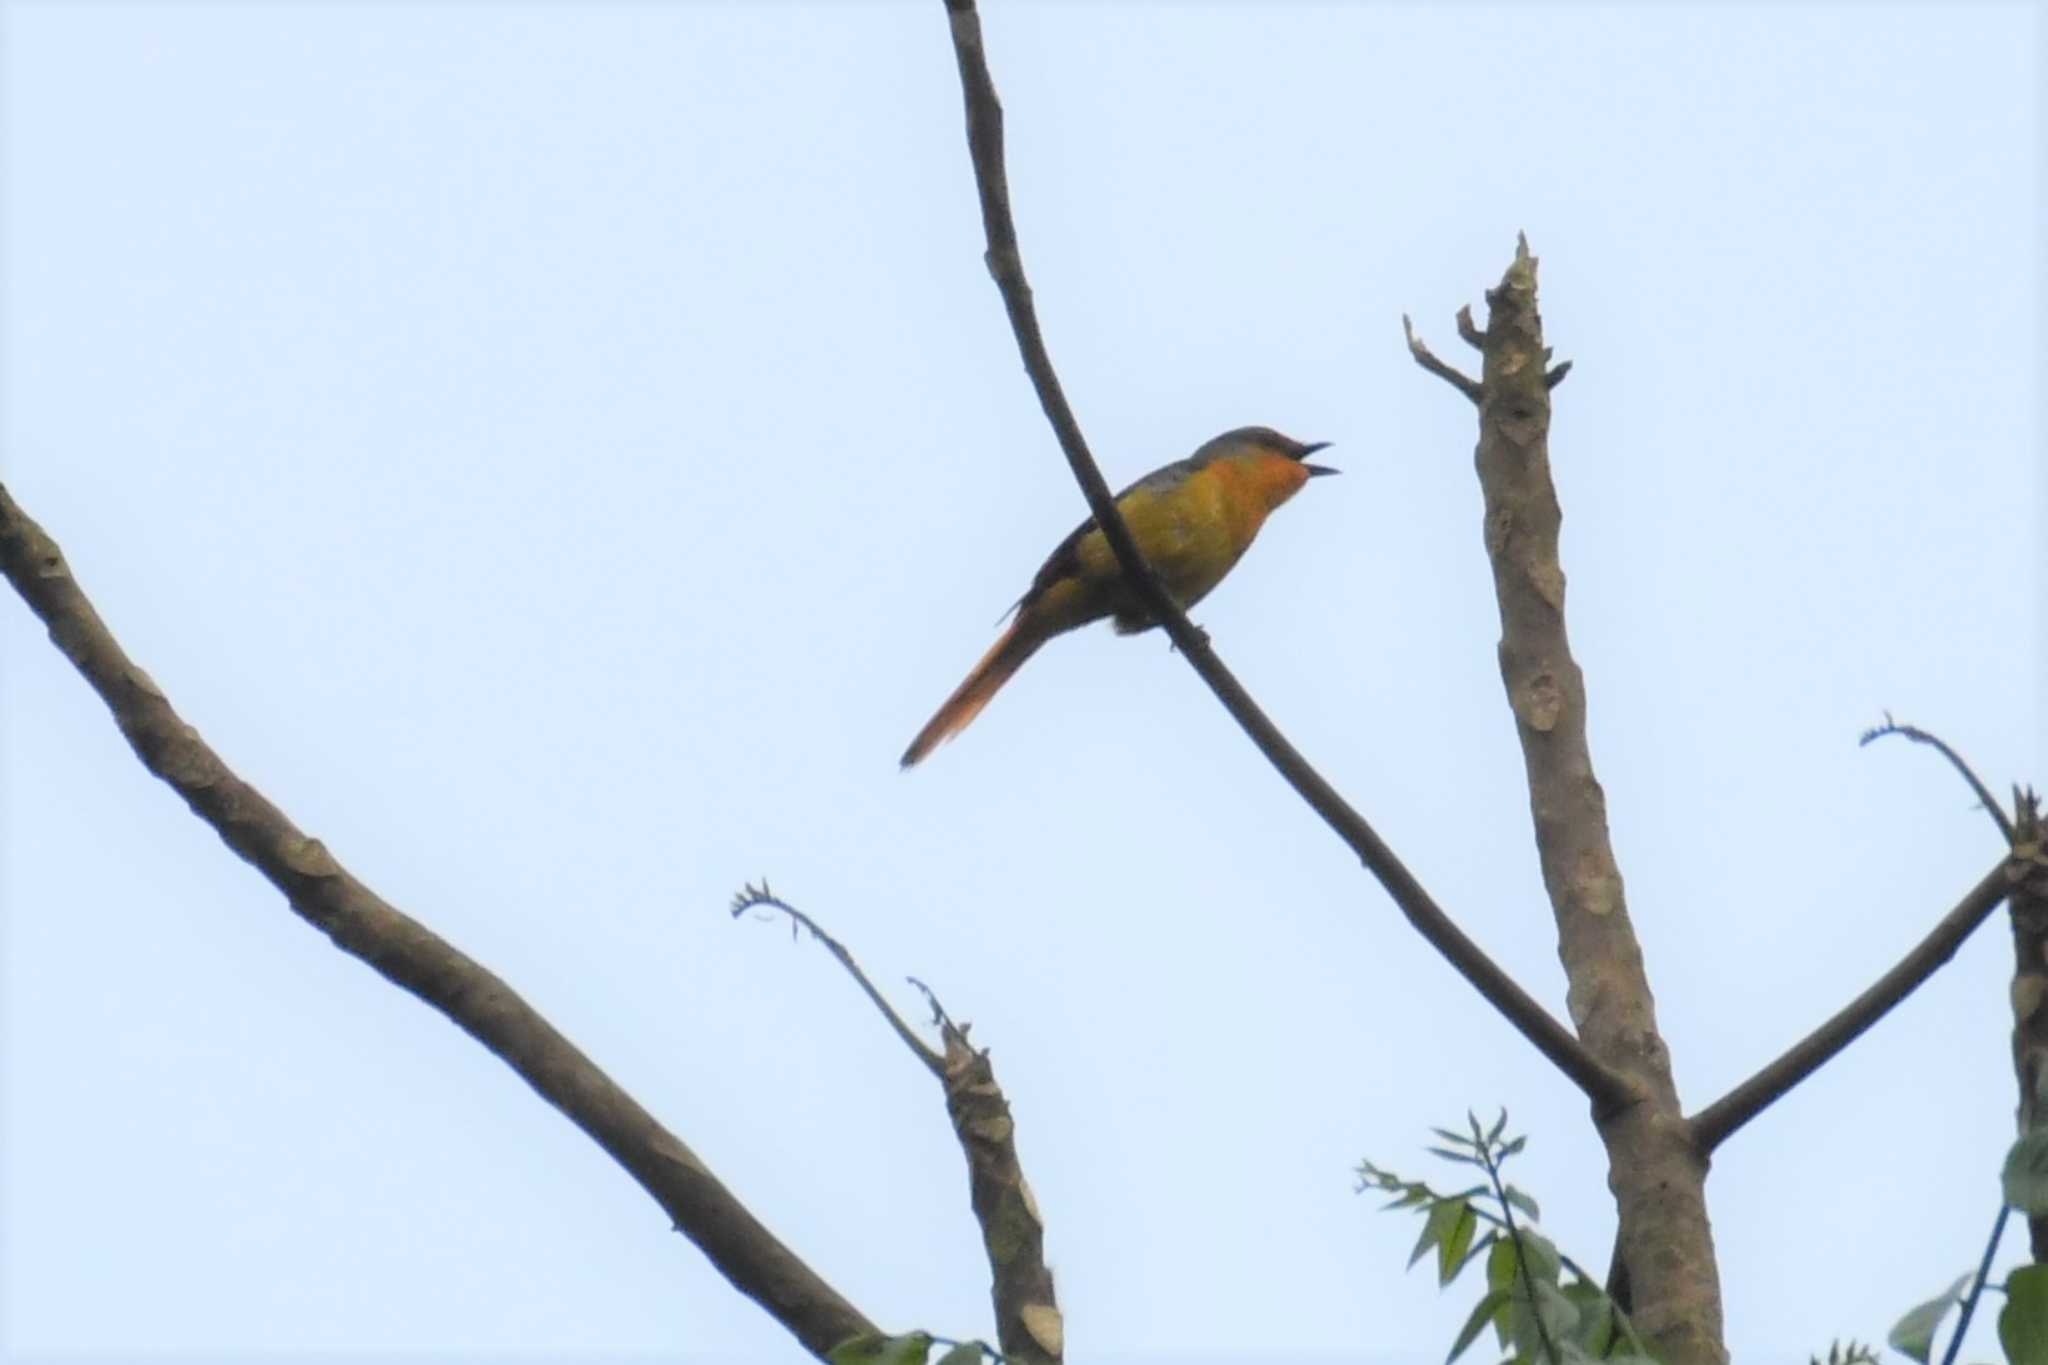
top-left (1, 2), bottom-right (2039, 1361)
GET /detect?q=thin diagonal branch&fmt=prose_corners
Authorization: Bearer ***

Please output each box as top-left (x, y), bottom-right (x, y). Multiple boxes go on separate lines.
top-left (0, 483), bottom-right (875, 1363)
top-left (1688, 857), bottom-right (2015, 1153)
top-left (937, 0), bottom-right (1633, 1120)
top-left (735, 886), bottom-right (1061, 1364)
top-left (1860, 714), bottom-right (2016, 843)
top-left (732, 881), bottom-right (943, 1077)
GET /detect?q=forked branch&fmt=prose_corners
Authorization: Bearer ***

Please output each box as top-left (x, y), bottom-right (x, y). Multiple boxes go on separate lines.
top-left (734, 885), bottom-right (1062, 1363)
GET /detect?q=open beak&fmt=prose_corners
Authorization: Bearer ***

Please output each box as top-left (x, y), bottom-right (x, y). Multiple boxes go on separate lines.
top-left (1297, 440), bottom-right (1338, 477)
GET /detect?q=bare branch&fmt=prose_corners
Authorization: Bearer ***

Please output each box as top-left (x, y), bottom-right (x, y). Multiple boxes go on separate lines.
top-left (1860, 714), bottom-right (2016, 843)
top-left (739, 885), bottom-right (1060, 1364)
top-left (1544, 360), bottom-right (1573, 389)
top-left (732, 881), bottom-right (944, 1077)
top-left (937, 0), bottom-right (1633, 1120)
top-left (1403, 313), bottom-right (1482, 403)
top-left (0, 483), bottom-right (876, 1363)
top-left (1687, 857), bottom-right (2014, 1153)
top-left (1439, 235), bottom-right (1719, 1360)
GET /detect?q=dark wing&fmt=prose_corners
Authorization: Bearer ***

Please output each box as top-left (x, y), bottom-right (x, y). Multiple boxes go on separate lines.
top-left (1012, 453), bottom-right (1210, 612)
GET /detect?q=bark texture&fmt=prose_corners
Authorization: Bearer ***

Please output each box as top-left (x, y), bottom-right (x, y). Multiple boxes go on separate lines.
top-left (2008, 792), bottom-right (2048, 1260)
top-left (940, 1029), bottom-right (1062, 1363)
top-left (1466, 241), bottom-right (1725, 1363)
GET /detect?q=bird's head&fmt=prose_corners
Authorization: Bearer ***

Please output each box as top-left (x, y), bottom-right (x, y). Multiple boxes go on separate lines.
top-left (1203, 425), bottom-right (1338, 509)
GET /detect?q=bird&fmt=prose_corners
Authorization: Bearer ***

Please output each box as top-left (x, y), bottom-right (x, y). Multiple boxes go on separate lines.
top-left (900, 425), bottom-right (1336, 767)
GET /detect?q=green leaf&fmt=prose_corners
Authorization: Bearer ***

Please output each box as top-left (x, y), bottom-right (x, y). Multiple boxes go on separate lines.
top-left (1433, 1126), bottom-right (1477, 1149)
top-left (1498, 1134), bottom-right (1528, 1159)
top-left (1560, 1280), bottom-right (1610, 1352)
top-left (2001, 1264), bottom-right (2048, 1365)
top-left (1411, 1198), bottom-right (1465, 1269)
top-left (2004, 1130), bottom-right (2048, 1215)
top-left (1487, 1236), bottom-right (1519, 1293)
top-left (1517, 1229), bottom-right (1563, 1285)
top-left (1453, 1230), bottom-right (1499, 1280)
top-left (1438, 1202), bottom-right (1479, 1286)
top-left (1504, 1185), bottom-right (1541, 1223)
top-left (1487, 1109), bottom-right (1511, 1147)
top-left (1486, 1239), bottom-right (1520, 1346)
top-left (828, 1332), bottom-right (935, 1365)
top-left (1887, 1273), bottom-right (1972, 1364)
top-left (1447, 1288), bottom-right (1509, 1364)
top-left (1428, 1145), bottom-right (1482, 1167)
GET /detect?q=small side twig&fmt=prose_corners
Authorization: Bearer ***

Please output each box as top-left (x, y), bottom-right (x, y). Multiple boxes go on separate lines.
top-left (1543, 360), bottom-right (1572, 389)
top-left (731, 882), bottom-right (943, 1077)
top-left (1455, 304), bottom-right (1485, 350)
top-left (1861, 714), bottom-right (2016, 843)
top-left (1403, 313), bottom-right (1483, 404)
top-left (1689, 857), bottom-right (2015, 1152)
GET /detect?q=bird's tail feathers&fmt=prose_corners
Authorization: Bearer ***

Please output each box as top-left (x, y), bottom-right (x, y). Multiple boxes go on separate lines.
top-left (900, 618), bottom-right (1044, 768)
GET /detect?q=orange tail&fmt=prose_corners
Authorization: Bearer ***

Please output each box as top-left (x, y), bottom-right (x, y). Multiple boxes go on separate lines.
top-left (901, 617), bottom-right (1047, 768)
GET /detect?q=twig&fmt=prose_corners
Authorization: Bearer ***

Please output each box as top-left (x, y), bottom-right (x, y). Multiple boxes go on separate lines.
top-left (908, 974), bottom-right (969, 1042)
top-left (732, 881), bottom-right (943, 1077)
top-left (1403, 313), bottom-right (1482, 403)
top-left (1456, 304), bottom-right (1485, 350)
top-left (1543, 360), bottom-right (1573, 389)
top-left (937, 0), bottom-right (1633, 1121)
top-left (1689, 857), bottom-right (2015, 1153)
top-left (1481, 1141), bottom-right (1559, 1365)
top-left (1940, 1204), bottom-right (2011, 1365)
top-left (0, 482), bottom-right (875, 1362)
top-left (1860, 715), bottom-right (2016, 843)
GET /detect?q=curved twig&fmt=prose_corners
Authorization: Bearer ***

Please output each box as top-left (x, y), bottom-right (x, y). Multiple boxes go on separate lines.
top-left (937, 0), bottom-right (1633, 1121)
top-left (1688, 858), bottom-right (2014, 1153)
top-left (1860, 715), bottom-right (2016, 843)
top-left (732, 881), bottom-right (943, 1076)
top-left (0, 483), bottom-right (876, 1362)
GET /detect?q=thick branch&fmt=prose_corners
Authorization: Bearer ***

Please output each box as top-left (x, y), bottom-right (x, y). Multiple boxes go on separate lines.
top-left (2003, 791), bottom-right (2048, 1260)
top-left (0, 483), bottom-right (875, 1362)
top-left (1431, 236), bottom-right (1723, 1363)
top-left (917, 984), bottom-right (1064, 1365)
top-left (1688, 858), bottom-right (2014, 1153)
top-left (938, 0), bottom-right (1632, 1119)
